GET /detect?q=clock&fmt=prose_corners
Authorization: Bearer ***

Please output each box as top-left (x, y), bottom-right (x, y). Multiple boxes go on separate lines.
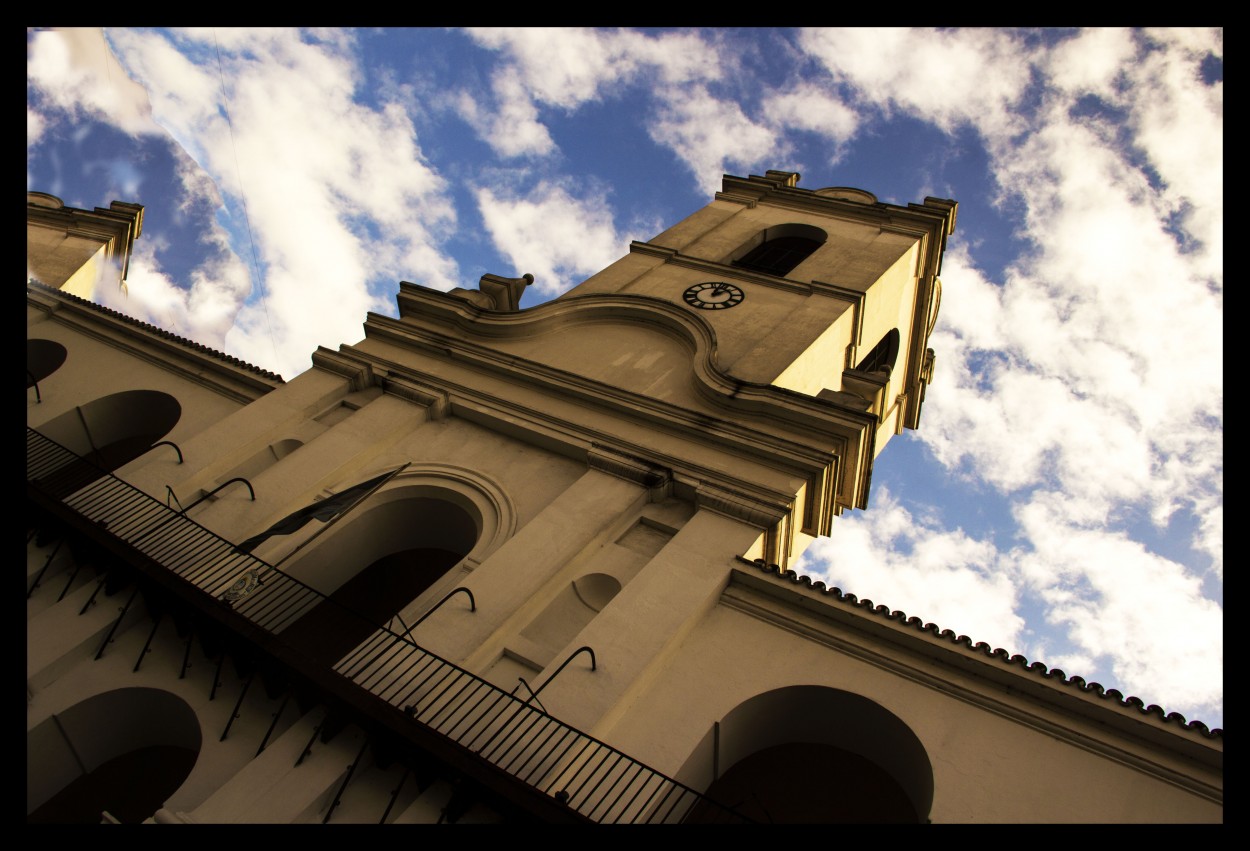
top-left (683, 281), bottom-right (744, 310)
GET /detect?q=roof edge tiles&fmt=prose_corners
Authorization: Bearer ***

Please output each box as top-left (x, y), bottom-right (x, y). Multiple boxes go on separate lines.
top-left (27, 279), bottom-right (284, 384)
top-left (737, 557), bottom-right (1222, 739)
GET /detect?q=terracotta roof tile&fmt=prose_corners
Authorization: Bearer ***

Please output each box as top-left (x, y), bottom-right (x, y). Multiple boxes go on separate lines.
top-left (742, 557), bottom-right (1221, 739)
top-left (27, 280), bottom-right (284, 383)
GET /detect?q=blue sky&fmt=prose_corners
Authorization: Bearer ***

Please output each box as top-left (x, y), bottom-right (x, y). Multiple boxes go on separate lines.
top-left (27, 27), bottom-right (1223, 729)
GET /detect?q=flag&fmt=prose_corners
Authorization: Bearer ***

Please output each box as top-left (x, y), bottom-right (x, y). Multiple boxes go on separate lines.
top-left (234, 468), bottom-right (398, 554)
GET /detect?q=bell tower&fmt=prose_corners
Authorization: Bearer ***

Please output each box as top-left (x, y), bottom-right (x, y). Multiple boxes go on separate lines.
top-left (549, 169), bottom-right (956, 560)
top-left (566, 171), bottom-right (954, 441)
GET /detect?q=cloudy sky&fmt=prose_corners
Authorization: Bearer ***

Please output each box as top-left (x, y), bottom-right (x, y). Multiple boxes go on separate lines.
top-left (27, 27), bottom-right (1223, 730)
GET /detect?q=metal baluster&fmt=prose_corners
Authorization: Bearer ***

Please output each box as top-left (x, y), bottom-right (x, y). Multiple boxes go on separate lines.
top-left (323, 739), bottom-right (370, 823)
top-left (179, 631), bottom-right (194, 679)
top-left (296, 720), bottom-right (323, 766)
top-left (78, 575), bottom-right (109, 615)
top-left (94, 587), bottom-right (139, 661)
top-left (219, 671), bottom-right (254, 742)
top-left (210, 652), bottom-right (227, 701)
top-left (256, 695), bottom-right (290, 757)
top-left (27, 539), bottom-right (63, 598)
top-left (134, 613), bottom-right (162, 672)
top-left (379, 768), bottom-right (409, 824)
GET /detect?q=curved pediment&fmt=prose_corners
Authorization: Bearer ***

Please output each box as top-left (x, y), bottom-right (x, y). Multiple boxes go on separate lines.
top-left (394, 289), bottom-right (726, 409)
top-left (383, 287), bottom-right (877, 436)
top-left (480, 305), bottom-right (702, 405)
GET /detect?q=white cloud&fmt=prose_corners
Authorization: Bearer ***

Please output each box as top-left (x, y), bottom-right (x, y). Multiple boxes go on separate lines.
top-left (27, 106), bottom-right (45, 147)
top-left (479, 73), bottom-right (557, 158)
top-left (99, 27), bottom-right (461, 379)
top-left (1014, 496), bottom-right (1223, 719)
top-left (853, 28), bottom-right (1225, 545)
top-left (1125, 29), bottom-right (1223, 282)
top-left (1043, 27), bottom-right (1138, 95)
top-left (475, 181), bottom-right (626, 297)
top-left (649, 86), bottom-right (781, 196)
top-left (457, 27), bottom-right (726, 161)
top-left (465, 27), bottom-right (633, 108)
top-left (795, 27), bottom-right (1221, 721)
top-left (798, 27), bottom-right (1033, 136)
top-left (27, 27), bottom-right (162, 136)
top-left (796, 488), bottom-right (1025, 652)
top-left (762, 83), bottom-right (860, 145)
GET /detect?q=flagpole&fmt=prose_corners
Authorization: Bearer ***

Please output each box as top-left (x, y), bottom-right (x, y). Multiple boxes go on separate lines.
top-left (268, 462), bottom-right (411, 571)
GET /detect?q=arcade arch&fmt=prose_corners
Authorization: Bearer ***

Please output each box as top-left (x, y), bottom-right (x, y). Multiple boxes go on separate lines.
top-left (680, 685), bottom-right (933, 823)
top-left (27, 687), bottom-right (201, 824)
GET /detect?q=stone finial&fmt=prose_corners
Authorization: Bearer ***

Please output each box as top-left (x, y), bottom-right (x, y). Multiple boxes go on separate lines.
top-left (478, 272), bottom-right (533, 312)
top-left (447, 272), bottom-right (533, 312)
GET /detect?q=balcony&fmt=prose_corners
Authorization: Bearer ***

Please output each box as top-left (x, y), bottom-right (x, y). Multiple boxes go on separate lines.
top-left (27, 426), bottom-right (746, 824)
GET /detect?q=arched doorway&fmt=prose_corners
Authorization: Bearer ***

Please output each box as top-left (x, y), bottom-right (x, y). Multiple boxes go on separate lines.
top-left (277, 491), bottom-right (480, 666)
top-left (27, 338), bottom-right (67, 386)
top-left (31, 389), bottom-right (181, 498)
top-left (680, 685), bottom-right (933, 823)
top-left (27, 688), bottom-right (202, 824)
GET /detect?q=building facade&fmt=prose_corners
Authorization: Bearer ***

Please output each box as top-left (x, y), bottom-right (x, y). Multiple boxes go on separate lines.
top-left (26, 173), bottom-right (1222, 824)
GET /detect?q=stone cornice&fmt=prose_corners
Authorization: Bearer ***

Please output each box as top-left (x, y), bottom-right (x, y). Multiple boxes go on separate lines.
top-left (28, 198), bottom-right (145, 282)
top-left (391, 286), bottom-right (875, 437)
top-left (628, 242), bottom-right (874, 313)
top-left (587, 444), bottom-right (672, 489)
top-left (379, 287), bottom-right (884, 518)
top-left (354, 324), bottom-right (831, 471)
top-left (329, 325), bottom-right (816, 531)
top-left (310, 347), bottom-right (374, 390)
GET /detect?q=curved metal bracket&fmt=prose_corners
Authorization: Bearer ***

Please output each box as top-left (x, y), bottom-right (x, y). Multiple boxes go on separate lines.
top-left (528, 645), bottom-right (597, 703)
top-left (150, 440), bottom-right (184, 463)
top-left (180, 477), bottom-right (256, 514)
top-left (402, 587), bottom-right (476, 640)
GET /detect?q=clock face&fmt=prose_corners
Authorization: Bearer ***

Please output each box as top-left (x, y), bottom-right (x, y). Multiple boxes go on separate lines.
top-left (683, 281), bottom-right (745, 310)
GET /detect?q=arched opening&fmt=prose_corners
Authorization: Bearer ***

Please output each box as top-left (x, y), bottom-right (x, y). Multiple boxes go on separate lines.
top-left (730, 223), bottom-right (827, 278)
top-left (276, 491), bottom-right (480, 666)
top-left (27, 688), bottom-right (201, 824)
top-left (224, 438), bottom-right (303, 482)
top-left (30, 389), bottom-right (182, 498)
top-left (518, 572), bottom-right (622, 668)
top-left (680, 685), bottom-right (933, 824)
top-left (856, 328), bottom-right (901, 376)
top-left (27, 338), bottom-right (67, 386)
top-left (694, 742), bottom-right (917, 823)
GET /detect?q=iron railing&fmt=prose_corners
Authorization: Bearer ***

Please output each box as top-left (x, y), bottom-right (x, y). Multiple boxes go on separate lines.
top-left (26, 426), bottom-right (745, 824)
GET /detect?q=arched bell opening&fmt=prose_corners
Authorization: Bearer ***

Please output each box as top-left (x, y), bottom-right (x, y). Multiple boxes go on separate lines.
top-left (728, 223), bottom-right (828, 278)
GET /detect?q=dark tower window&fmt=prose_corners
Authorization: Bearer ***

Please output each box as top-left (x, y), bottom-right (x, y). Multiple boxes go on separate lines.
top-left (732, 237), bottom-right (822, 277)
top-left (856, 328), bottom-right (900, 376)
top-left (728, 223), bottom-right (828, 278)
